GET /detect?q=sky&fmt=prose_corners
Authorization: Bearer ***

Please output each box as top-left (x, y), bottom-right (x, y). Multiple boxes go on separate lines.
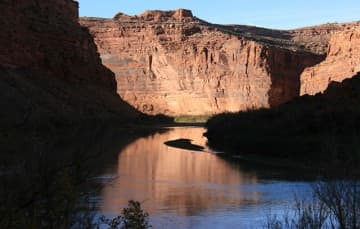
top-left (77, 0), bottom-right (360, 30)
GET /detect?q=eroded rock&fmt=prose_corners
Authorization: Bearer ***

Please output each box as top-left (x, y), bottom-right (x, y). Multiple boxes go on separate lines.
top-left (81, 10), bottom-right (324, 115)
top-left (300, 26), bottom-right (360, 95)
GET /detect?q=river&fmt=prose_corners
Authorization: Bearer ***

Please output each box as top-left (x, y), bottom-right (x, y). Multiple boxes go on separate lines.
top-left (93, 127), bottom-right (314, 228)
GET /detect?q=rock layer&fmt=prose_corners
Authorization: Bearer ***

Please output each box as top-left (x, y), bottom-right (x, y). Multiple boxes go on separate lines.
top-left (213, 22), bottom-right (358, 55)
top-left (0, 0), bottom-right (139, 129)
top-left (81, 10), bottom-right (323, 116)
top-left (300, 27), bottom-right (360, 95)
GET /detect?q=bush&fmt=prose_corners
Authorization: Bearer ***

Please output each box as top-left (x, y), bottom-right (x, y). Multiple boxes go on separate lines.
top-left (265, 180), bottom-right (360, 229)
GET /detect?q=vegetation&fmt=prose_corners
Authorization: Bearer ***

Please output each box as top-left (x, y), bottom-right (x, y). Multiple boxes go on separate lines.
top-left (137, 113), bottom-right (174, 124)
top-left (265, 180), bottom-right (360, 229)
top-left (76, 200), bottom-right (150, 229)
top-left (118, 200), bottom-right (150, 229)
top-left (0, 146), bottom-right (151, 229)
top-left (174, 115), bottom-right (211, 124)
top-left (205, 73), bottom-right (360, 172)
top-left (0, 124), bottom-right (155, 229)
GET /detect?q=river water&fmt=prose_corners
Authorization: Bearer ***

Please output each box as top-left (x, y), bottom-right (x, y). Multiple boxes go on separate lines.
top-left (93, 127), bottom-right (314, 228)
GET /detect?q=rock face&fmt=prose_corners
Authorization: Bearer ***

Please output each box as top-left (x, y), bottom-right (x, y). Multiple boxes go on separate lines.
top-left (300, 26), bottom-right (360, 95)
top-left (287, 22), bottom-right (359, 55)
top-left (81, 9), bottom-right (324, 116)
top-left (0, 0), bottom-right (139, 129)
top-left (214, 22), bottom-right (358, 55)
top-left (0, 0), bottom-right (114, 90)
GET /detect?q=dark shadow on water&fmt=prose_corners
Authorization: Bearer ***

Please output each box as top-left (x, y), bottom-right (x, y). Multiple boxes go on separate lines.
top-left (205, 73), bottom-right (360, 177)
top-left (164, 138), bottom-right (205, 152)
top-left (0, 124), bottom-right (165, 228)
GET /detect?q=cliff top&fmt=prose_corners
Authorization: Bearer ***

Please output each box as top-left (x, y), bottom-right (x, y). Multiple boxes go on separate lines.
top-left (138, 9), bottom-right (193, 21)
top-left (81, 9), bottom-right (360, 54)
top-left (201, 20), bottom-right (360, 54)
top-left (113, 9), bottom-right (194, 22)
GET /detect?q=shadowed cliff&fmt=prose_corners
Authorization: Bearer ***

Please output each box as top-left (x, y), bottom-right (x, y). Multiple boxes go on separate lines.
top-left (0, 0), bottom-right (141, 132)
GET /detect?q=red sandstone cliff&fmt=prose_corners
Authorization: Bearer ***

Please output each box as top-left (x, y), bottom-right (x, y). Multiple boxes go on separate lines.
top-left (0, 0), bottom-right (139, 129)
top-left (211, 22), bottom-right (357, 55)
top-left (300, 26), bottom-right (360, 95)
top-left (81, 9), bottom-right (324, 116)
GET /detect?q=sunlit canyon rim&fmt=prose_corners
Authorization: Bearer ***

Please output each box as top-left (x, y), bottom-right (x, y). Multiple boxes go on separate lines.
top-left (300, 26), bottom-right (360, 95)
top-left (81, 9), bottom-right (360, 116)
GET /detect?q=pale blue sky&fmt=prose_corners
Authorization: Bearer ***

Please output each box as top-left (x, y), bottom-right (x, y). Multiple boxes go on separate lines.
top-left (78, 1), bottom-right (360, 29)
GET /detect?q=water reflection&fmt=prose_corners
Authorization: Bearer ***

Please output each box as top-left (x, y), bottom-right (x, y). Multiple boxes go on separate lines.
top-left (101, 127), bottom-right (260, 216)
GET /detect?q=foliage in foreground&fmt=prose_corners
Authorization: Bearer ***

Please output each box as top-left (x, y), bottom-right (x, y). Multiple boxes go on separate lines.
top-left (265, 180), bottom-right (360, 229)
top-left (0, 137), bottom-right (151, 229)
top-left (75, 200), bottom-right (151, 229)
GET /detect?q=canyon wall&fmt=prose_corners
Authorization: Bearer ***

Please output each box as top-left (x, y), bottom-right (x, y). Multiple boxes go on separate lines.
top-left (300, 26), bottom-right (360, 95)
top-left (0, 0), bottom-right (114, 89)
top-left (0, 0), bottom-right (139, 129)
top-left (287, 22), bottom-right (359, 55)
top-left (217, 22), bottom-right (355, 55)
top-left (81, 10), bottom-right (324, 116)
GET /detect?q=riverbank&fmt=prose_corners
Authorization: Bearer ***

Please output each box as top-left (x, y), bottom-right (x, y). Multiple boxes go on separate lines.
top-left (205, 73), bottom-right (360, 176)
